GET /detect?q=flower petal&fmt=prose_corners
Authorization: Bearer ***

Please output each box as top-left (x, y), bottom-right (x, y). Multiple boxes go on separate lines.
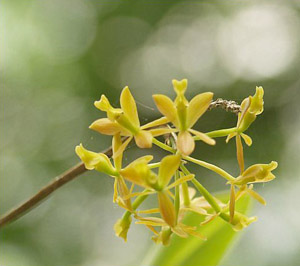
top-left (158, 154), bottom-right (181, 188)
top-left (94, 94), bottom-right (111, 112)
top-left (241, 133), bottom-right (252, 146)
top-left (89, 118), bottom-right (126, 135)
top-left (149, 127), bottom-right (178, 137)
top-left (114, 216), bottom-right (132, 242)
top-left (135, 216), bottom-right (167, 227)
top-left (200, 214), bottom-right (218, 226)
top-left (134, 130), bottom-right (153, 148)
top-left (237, 97), bottom-right (251, 128)
top-left (177, 131), bottom-right (195, 155)
top-left (120, 155), bottom-right (153, 188)
top-left (120, 86), bottom-right (140, 127)
top-left (141, 116), bottom-right (169, 130)
top-left (112, 133), bottom-right (123, 170)
top-left (137, 208), bottom-right (160, 214)
top-left (225, 132), bottom-right (237, 143)
top-left (158, 191), bottom-right (177, 227)
top-left (180, 224), bottom-right (207, 240)
top-left (247, 187), bottom-right (266, 205)
top-left (94, 95), bottom-right (122, 120)
top-left (249, 86), bottom-right (264, 115)
top-left (187, 92), bottom-right (213, 128)
top-left (113, 179), bottom-right (118, 203)
top-left (180, 206), bottom-right (208, 216)
top-left (236, 134), bottom-right (244, 173)
top-left (172, 79), bottom-right (188, 95)
top-left (153, 94), bottom-right (179, 127)
top-left (171, 226), bottom-right (189, 238)
top-left (189, 129), bottom-right (216, 145)
top-left (122, 190), bottom-right (155, 200)
top-left (112, 136), bottom-right (133, 160)
top-left (166, 174), bottom-right (194, 190)
top-left (229, 184), bottom-right (236, 223)
top-left (116, 177), bottom-right (132, 211)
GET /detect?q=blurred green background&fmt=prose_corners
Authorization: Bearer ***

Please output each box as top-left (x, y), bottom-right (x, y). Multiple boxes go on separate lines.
top-left (1, 0), bottom-right (300, 265)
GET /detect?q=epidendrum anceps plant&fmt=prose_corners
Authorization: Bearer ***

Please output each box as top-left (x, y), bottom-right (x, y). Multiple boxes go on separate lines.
top-left (75, 79), bottom-right (277, 245)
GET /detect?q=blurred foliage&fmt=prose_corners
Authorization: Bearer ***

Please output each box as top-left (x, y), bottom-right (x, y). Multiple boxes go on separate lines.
top-left (1, 0), bottom-right (300, 265)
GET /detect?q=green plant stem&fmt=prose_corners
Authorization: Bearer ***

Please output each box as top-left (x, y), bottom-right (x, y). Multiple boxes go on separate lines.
top-left (204, 127), bottom-right (237, 138)
top-left (122, 190), bottom-right (150, 220)
top-left (152, 138), bottom-right (175, 153)
top-left (180, 164), bottom-right (230, 222)
top-left (183, 155), bottom-right (235, 182)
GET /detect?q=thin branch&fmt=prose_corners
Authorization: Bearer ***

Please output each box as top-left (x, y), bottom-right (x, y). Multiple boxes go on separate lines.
top-left (0, 98), bottom-right (241, 229)
top-left (0, 146), bottom-right (113, 228)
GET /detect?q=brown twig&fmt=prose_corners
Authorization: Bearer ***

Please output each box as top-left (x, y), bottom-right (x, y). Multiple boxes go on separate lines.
top-left (0, 99), bottom-right (240, 229)
top-left (0, 146), bottom-right (113, 228)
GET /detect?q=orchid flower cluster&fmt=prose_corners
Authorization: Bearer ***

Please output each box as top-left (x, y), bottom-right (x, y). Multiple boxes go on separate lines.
top-left (75, 79), bottom-right (277, 245)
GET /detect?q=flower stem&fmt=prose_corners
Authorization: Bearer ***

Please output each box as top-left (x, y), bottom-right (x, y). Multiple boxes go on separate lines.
top-left (183, 155), bottom-right (235, 182)
top-left (152, 138), bottom-right (175, 153)
top-left (180, 164), bottom-right (230, 223)
top-left (204, 127), bottom-right (237, 138)
top-left (122, 190), bottom-right (150, 220)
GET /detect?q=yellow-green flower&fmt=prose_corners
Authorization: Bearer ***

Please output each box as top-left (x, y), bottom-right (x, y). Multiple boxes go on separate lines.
top-left (90, 86), bottom-right (173, 152)
top-left (74, 78), bottom-right (276, 245)
top-left (237, 86), bottom-right (264, 133)
top-left (230, 212), bottom-right (257, 231)
top-left (153, 79), bottom-right (215, 155)
top-left (75, 143), bottom-right (116, 175)
top-left (232, 161), bottom-right (278, 186)
top-left (226, 87), bottom-right (265, 172)
top-left (226, 160), bottom-right (277, 221)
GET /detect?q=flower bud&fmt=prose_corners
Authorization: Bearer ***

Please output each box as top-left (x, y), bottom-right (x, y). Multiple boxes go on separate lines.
top-left (75, 144), bottom-right (116, 176)
top-left (238, 87), bottom-right (264, 132)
